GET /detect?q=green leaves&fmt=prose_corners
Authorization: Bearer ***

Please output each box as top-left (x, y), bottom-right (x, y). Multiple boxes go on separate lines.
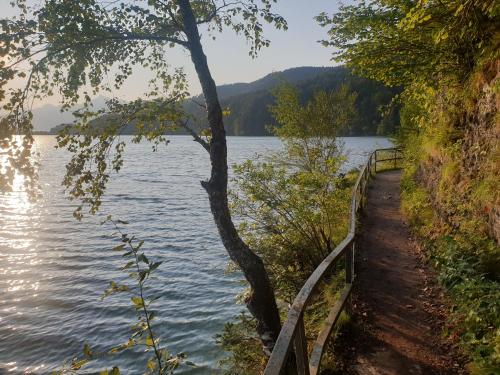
top-left (70, 359), bottom-right (89, 371)
top-left (150, 261), bottom-right (163, 271)
top-left (317, 0), bottom-right (498, 87)
top-left (145, 335), bottom-right (155, 347)
top-left (231, 85), bottom-right (354, 302)
top-left (139, 269), bottom-right (149, 282)
top-left (102, 281), bottom-right (129, 299)
top-left (131, 296), bottom-right (144, 308)
top-left (138, 252), bottom-right (149, 265)
top-left (270, 83), bottom-right (356, 140)
top-left (98, 225), bottom-right (191, 374)
top-left (403, 179), bottom-right (500, 372)
top-left (100, 367), bottom-right (120, 375)
top-left (112, 244), bottom-right (126, 252)
top-left (83, 344), bottom-right (93, 358)
top-left (122, 261), bottom-right (135, 270)
top-left (365, 1), bottom-right (500, 370)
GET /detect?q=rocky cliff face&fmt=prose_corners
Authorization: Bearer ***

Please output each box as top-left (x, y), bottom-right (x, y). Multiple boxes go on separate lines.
top-left (416, 60), bottom-right (499, 245)
top-left (462, 61), bottom-right (499, 243)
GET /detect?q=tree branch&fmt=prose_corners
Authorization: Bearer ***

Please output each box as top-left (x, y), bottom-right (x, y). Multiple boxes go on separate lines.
top-left (177, 120), bottom-right (210, 153)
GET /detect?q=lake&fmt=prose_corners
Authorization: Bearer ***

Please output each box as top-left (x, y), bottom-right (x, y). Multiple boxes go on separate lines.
top-left (0, 136), bottom-right (392, 374)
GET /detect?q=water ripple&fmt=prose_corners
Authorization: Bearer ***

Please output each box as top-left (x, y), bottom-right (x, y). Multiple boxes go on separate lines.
top-left (0, 135), bottom-right (391, 374)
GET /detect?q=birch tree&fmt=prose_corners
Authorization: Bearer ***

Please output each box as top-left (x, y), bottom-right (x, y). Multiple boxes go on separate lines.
top-left (0, 0), bottom-right (287, 355)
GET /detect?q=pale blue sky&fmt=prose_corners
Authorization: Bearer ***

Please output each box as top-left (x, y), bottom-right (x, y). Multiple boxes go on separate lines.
top-left (1, 1), bottom-right (347, 107)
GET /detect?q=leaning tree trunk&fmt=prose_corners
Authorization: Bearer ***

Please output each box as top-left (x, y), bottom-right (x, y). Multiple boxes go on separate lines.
top-left (177, 0), bottom-right (282, 355)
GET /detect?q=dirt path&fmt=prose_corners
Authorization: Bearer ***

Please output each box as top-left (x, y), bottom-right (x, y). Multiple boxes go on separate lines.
top-left (344, 170), bottom-right (465, 375)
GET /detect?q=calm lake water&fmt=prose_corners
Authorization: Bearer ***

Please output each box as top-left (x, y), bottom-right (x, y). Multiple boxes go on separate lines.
top-left (0, 136), bottom-right (392, 374)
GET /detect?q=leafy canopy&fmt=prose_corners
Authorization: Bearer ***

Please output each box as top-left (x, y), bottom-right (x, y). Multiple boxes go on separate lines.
top-left (317, 0), bottom-right (499, 86)
top-left (0, 0), bottom-right (286, 213)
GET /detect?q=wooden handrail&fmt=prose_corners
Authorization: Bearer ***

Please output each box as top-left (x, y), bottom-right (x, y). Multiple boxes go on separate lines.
top-left (264, 147), bottom-right (402, 375)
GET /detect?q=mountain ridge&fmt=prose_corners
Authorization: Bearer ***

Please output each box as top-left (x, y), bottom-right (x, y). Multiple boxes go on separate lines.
top-left (42, 66), bottom-right (401, 136)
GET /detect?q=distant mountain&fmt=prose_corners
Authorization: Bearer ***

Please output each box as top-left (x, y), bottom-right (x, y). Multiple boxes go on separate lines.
top-left (32, 96), bottom-right (109, 131)
top-left (48, 66), bottom-right (401, 136)
top-left (32, 104), bottom-right (74, 132)
top-left (214, 66), bottom-right (338, 100)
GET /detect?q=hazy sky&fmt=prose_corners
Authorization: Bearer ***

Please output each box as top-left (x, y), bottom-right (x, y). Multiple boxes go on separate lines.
top-left (1, 1), bottom-right (346, 108)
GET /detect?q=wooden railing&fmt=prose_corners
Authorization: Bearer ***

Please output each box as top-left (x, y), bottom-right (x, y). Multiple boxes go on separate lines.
top-left (264, 147), bottom-right (403, 375)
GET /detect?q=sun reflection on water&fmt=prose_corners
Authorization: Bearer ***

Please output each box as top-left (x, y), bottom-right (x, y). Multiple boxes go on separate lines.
top-left (0, 168), bottom-right (39, 287)
top-left (0, 138), bottom-right (45, 373)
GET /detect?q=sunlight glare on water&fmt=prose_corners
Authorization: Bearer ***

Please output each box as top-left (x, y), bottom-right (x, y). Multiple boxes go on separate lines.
top-left (0, 140), bottom-right (45, 374)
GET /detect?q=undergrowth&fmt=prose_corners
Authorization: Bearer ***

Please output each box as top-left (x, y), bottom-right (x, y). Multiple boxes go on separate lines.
top-left (401, 164), bottom-right (500, 375)
top-left (218, 84), bottom-right (358, 374)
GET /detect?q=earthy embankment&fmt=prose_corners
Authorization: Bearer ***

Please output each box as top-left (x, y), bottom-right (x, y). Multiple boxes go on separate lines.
top-left (338, 170), bottom-right (466, 375)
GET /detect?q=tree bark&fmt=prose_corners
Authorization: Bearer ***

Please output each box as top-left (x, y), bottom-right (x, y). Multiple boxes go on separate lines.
top-left (177, 0), bottom-right (282, 355)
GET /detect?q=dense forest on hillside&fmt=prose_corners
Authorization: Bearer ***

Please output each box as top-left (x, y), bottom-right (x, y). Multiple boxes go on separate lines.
top-left (185, 66), bottom-right (401, 136)
top-left (49, 66), bottom-right (400, 136)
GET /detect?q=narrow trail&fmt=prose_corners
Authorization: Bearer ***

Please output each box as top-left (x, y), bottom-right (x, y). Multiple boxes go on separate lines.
top-left (345, 170), bottom-right (465, 375)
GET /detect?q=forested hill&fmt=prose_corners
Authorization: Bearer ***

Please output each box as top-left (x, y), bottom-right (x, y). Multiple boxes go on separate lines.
top-left (214, 66), bottom-right (336, 100)
top-left (185, 66), bottom-right (401, 136)
top-left (49, 66), bottom-right (401, 136)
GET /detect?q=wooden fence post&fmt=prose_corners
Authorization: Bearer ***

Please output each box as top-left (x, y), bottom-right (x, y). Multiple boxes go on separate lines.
top-left (345, 242), bottom-right (353, 284)
top-left (294, 316), bottom-right (310, 375)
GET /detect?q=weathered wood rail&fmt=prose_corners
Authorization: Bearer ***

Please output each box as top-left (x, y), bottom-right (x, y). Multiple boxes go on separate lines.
top-left (264, 147), bottom-right (403, 375)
